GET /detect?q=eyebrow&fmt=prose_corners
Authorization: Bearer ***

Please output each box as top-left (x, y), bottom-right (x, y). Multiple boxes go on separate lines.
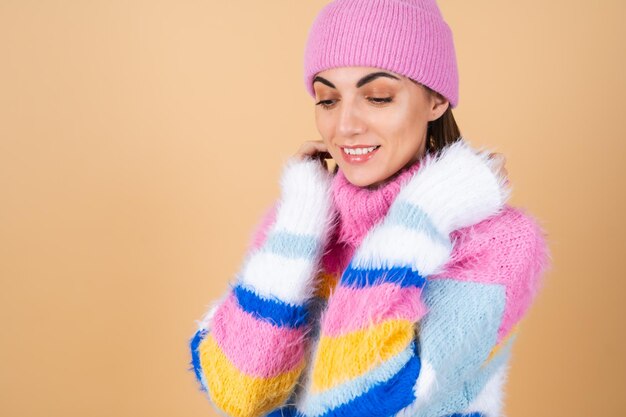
top-left (312, 71), bottom-right (401, 90)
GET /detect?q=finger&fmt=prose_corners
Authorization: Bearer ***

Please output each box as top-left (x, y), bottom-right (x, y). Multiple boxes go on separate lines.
top-left (488, 152), bottom-right (501, 161)
top-left (310, 141), bottom-right (328, 154)
top-left (295, 141), bottom-right (329, 160)
top-left (491, 153), bottom-right (505, 169)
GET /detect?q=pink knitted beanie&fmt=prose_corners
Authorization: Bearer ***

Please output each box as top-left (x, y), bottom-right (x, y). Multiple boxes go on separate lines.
top-left (303, 0), bottom-right (459, 108)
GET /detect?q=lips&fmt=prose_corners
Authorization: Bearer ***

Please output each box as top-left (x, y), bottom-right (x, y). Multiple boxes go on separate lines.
top-left (340, 145), bottom-right (381, 164)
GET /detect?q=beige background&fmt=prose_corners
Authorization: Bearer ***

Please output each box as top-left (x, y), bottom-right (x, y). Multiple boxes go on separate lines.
top-left (1, 1), bottom-right (624, 416)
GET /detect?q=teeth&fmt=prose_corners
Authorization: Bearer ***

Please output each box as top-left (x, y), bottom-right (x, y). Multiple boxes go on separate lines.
top-left (343, 146), bottom-right (378, 156)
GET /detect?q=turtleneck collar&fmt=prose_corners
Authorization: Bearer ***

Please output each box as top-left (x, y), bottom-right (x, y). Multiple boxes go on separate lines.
top-left (330, 159), bottom-right (423, 248)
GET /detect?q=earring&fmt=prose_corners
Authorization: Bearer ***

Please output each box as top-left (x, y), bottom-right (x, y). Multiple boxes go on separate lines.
top-left (429, 136), bottom-right (435, 150)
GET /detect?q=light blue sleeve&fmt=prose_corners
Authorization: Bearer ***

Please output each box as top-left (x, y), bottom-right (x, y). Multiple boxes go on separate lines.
top-left (407, 278), bottom-right (510, 417)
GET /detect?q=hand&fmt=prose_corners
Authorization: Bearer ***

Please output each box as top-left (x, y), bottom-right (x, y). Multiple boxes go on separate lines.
top-left (488, 152), bottom-right (509, 186)
top-left (292, 140), bottom-right (332, 170)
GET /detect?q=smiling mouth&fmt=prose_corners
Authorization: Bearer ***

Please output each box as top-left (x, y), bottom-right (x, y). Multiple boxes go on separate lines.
top-left (340, 145), bottom-right (381, 164)
top-left (341, 145), bottom-right (381, 156)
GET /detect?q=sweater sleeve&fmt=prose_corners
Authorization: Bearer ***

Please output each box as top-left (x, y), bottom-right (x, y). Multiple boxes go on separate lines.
top-left (403, 206), bottom-right (552, 417)
top-left (189, 158), bottom-right (336, 417)
top-left (292, 140), bottom-right (513, 417)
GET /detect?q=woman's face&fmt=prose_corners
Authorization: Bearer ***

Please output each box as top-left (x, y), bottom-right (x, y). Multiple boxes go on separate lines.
top-left (313, 66), bottom-right (449, 188)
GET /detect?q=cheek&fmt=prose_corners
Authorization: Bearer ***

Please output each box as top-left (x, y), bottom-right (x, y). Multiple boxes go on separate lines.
top-left (375, 113), bottom-right (417, 147)
top-left (377, 118), bottom-right (425, 159)
top-left (315, 111), bottom-right (335, 137)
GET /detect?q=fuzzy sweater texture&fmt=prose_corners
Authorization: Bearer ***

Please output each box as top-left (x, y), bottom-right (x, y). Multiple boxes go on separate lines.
top-left (189, 141), bottom-right (551, 417)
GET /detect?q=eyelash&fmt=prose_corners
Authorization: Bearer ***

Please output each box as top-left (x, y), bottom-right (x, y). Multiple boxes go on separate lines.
top-left (315, 97), bottom-right (393, 109)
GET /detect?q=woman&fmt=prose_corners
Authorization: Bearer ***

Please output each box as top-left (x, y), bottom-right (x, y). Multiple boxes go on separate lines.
top-left (189, 1), bottom-right (551, 417)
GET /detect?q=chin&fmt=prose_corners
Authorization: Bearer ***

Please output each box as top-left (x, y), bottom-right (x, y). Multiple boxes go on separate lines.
top-left (341, 167), bottom-right (387, 188)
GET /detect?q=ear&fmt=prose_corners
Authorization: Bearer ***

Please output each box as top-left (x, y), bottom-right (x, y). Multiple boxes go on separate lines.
top-left (429, 92), bottom-right (450, 122)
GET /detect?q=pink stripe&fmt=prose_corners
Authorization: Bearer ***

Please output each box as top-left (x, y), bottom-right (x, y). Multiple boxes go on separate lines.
top-left (431, 206), bottom-right (552, 344)
top-left (211, 293), bottom-right (307, 378)
top-left (320, 283), bottom-right (428, 337)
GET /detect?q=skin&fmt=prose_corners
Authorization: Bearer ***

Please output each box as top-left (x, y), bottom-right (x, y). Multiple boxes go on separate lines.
top-left (292, 66), bottom-right (507, 188)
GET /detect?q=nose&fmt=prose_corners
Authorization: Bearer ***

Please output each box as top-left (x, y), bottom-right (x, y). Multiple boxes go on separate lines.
top-left (336, 99), bottom-right (366, 137)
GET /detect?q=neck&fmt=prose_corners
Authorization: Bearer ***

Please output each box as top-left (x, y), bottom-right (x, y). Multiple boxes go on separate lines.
top-left (330, 156), bottom-right (424, 248)
top-left (364, 153), bottom-right (424, 190)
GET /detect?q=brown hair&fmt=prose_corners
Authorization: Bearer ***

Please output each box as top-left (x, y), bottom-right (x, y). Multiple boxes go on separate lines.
top-left (422, 84), bottom-right (462, 155)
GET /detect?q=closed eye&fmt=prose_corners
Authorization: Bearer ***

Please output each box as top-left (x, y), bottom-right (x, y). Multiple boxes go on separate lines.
top-left (369, 97), bottom-right (393, 105)
top-left (315, 99), bottom-right (335, 109)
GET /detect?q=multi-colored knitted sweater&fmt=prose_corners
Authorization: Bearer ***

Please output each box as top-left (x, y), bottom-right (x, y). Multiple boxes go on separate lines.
top-left (189, 141), bottom-right (551, 417)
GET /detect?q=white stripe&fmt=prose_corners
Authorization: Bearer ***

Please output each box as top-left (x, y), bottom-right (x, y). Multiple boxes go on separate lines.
top-left (274, 157), bottom-right (335, 237)
top-left (414, 359), bottom-right (437, 403)
top-left (239, 250), bottom-right (319, 305)
top-left (463, 363), bottom-right (508, 417)
top-left (352, 223), bottom-right (452, 276)
top-left (393, 359), bottom-right (437, 416)
top-left (394, 139), bottom-right (510, 236)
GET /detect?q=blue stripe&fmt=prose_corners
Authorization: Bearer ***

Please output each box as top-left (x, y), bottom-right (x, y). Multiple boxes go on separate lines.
top-left (234, 283), bottom-right (309, 328)
top-left (301, 341), bottom-right (415, 417)
top-left (445, 413), bottom-right (485, 417)
top-left (340, 264), bottom-right (427, 289)
top-left (295, 341), bottom-right (421, 417)
top-left (262, 230), bottom-right (319, 259)
top-left (266, 405), bottom-right (298, 417)
top-left (188, 328), bottom-right (209, 392)
top-left (386, 200), bottom-right (449, 247)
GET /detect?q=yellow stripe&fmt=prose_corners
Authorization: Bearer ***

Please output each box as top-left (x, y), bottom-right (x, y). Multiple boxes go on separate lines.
top-left (485, 324), bottom-right (519, 365)
top-left (314, 270), bottom-right (339, 299)
top-left (311, 319), bottom-right (414, 392)
top-left (198, 335), bottom-right (305, 417)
